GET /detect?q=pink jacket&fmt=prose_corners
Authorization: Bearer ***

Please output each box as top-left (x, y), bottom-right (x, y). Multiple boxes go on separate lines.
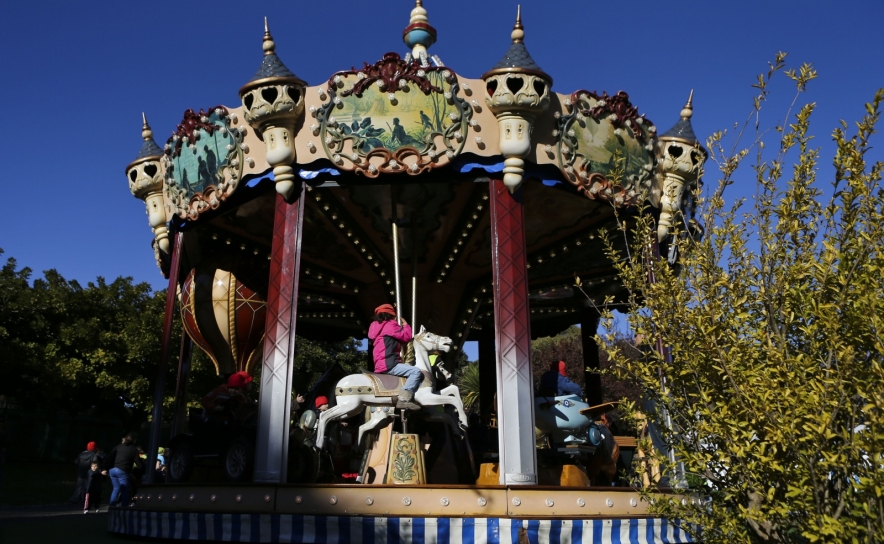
top-left (368, 320), bottom-right (412, 373)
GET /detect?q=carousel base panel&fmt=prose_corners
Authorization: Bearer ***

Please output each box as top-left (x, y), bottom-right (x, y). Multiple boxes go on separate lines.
top-left (108, 509), bottom-right (694, 543)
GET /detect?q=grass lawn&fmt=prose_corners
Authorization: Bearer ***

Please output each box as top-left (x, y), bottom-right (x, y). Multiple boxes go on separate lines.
top-left (1, 461), bottom-right (85, 507)
top-left (0, 512), bottom-right (119, 544)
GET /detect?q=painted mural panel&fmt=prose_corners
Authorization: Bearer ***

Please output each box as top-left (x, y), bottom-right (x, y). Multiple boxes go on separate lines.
top-left (317, 53), bottom-right (471, 178)
top-left (555, 91), bottom-right (657, 206)
top-left (163, 107), bottom-right (244, 220)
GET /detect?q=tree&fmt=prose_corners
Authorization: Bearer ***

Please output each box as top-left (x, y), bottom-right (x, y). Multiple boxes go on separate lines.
top-left (600, 56), bottom-right (884, 543)
top-left (0, 254), bottom-right (186, 425)
top-left (0, 250), bottom-right (371, 425)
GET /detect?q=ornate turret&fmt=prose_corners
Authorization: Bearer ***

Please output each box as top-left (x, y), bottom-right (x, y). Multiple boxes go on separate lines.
top-left (655, 91), bottom-right (707, 242)
top-left (239, 18), bottom-right (307, 201)
top-left (402, 0), bottom-right (437, 63)
top-left (126, 114), bottom-right (170, 260)
top-left (482, 7), bottom-right (552, 193)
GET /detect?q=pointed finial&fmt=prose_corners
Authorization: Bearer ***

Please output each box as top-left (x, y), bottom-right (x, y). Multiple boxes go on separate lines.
top-left (511, 5), bottom-right (524, 43)
top-left (680, 90), bottom-right (694, 120)
top-left (404, 0), bottom-right (436, 56)
top-left (141, 113), bottom-right (154, 141)
top-left (262, 17), bottom-right (276, 56)
top-left (410, 0), bottom-right (428, 25)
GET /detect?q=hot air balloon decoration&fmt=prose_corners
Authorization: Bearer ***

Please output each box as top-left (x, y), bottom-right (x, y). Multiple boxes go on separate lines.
top-left (179, 268), bottom-right (266, 376)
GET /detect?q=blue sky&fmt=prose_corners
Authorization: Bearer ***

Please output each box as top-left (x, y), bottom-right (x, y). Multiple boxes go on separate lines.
top-left (1, 1), bottom-right (881, 316)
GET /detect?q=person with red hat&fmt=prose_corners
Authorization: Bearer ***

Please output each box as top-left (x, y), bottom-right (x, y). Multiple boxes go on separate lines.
top-left (539, 360), bottom-right (583, 397)
top-left (70, 441), bottom-right (99, 505)
top-left (201, 371), bottom-right (255, 422)
top-left (368, 303), bottom-right (421, 410)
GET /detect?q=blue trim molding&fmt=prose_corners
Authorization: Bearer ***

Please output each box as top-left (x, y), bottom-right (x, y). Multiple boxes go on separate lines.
top-left (108, 508), bottom-right (695, 543)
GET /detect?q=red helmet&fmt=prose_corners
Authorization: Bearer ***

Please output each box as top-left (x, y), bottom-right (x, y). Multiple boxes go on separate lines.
top-left (315, 395), bottom-right (329, 408)
top-left (227, 371), bottom-right (253, 388)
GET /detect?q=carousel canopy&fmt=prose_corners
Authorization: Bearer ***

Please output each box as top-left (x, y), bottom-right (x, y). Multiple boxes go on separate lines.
top-left (126, 1), bottom-right (704, 349)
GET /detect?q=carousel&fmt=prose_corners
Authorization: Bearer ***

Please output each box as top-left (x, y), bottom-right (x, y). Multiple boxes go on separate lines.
top-left (116, 2), bottom-right (705, 542)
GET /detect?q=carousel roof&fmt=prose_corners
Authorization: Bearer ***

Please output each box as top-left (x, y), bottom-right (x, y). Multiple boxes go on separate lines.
top-left (134, 113), bottom-right (163, 160)
top-left (128, 1), bottom-right (705, 348)
top-left (241, 18), bottom-right (306, 94)
top-left (659, 90), bottom-right (703, 149)
top-left (482, 6), bottom-right (551, 82)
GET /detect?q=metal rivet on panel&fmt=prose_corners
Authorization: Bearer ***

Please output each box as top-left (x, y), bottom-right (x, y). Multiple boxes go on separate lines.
top-left (478, 497), bottom-right (487, 507)
top-left (512, 497), bottom-right (521, 506)
top-left (630, 498), bottom-right (638, 507)
top-left (330, 496), bottom-right (338, 505)
top-left (577, 498), bottom-right (585, 507)
top-left (402, 497), bottom-right (411, 506)
top-left (365, 497), bottom-right (374, 505)
top-left (606, 498), bottom-right (614, 507)
top-left (146, 495), bottom-right (151, 501)
top-left (172, 494), bottom-right (177, 501)
top-left (189, 494), bottom-right (195, 502)
top-left (211, 495), bottom-right (217, 502)
top-left (157, 495), bottom-right (162, 501)
top-left (440, 497), bottom-right (449, 506)
top-left (264, 495), bottom-right (271, 503)
top-left (681, 498), bottom-right (688, 506)
top-left (236, 495), bottom-right (242, 503)
top-left (295, 496), bottom-right (302, 504)
top-left (545, 498), bottom-right (554, 507)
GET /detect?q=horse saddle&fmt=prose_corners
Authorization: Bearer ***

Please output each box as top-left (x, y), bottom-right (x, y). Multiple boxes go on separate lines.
top-left (360, 371), bottom-right (433, 398)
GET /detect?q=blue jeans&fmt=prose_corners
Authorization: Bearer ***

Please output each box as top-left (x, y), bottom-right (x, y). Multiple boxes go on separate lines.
top-left (108, 468), bottom-right (130, 506)
top-left (386, 363), bottom-right (423, 393)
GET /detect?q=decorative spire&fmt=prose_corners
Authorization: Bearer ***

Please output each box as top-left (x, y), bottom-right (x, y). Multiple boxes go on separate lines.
top-left (482, 6), bottom-right (551, 83)
top-left (241, 17), bottom-right (305, 93)
top-left (660, 90), bottom-right (701, 147)
top-left (262, 16), bottom-right (275, 56)
top-left (403, 0), bottom-right (437, 58)
top-left (141, 112), bottom-right (152, 141)
top-left (511, 5), bottom-right (524, 43)
top-left (680, 90), bottom-right (694, 120)
top-left (134, 113), bottom-right (163, 160)
top-left (411, 0), bottom-right (428, 24)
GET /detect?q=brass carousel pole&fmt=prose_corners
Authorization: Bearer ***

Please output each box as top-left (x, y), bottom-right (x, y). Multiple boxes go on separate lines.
top-left (411, 215), bottom-right (418, 328)
top-left (391, 191), bottom-right (403, 326)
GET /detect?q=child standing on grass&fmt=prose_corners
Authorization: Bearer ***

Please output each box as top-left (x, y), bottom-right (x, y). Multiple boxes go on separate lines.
top-left (83, 461), bottom-right (103, 513)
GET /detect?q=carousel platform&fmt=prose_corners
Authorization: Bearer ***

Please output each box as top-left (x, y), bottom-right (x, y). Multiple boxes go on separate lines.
top-left (107, 483), bottom-right (694, 543)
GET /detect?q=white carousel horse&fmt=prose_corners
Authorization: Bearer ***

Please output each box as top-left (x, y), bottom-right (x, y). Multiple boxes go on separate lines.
top-left (315, 326), bottom-right (468, 449)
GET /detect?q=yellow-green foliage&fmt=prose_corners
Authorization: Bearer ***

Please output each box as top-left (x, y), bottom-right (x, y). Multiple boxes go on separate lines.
top-left (600, 56), bottom-right (884, 543)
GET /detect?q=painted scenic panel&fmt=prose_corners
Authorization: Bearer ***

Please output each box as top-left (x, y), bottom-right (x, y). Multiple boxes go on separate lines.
top-left (167, 111), bottom-right (236, 197)
top-left (332, 72), bottom-right (459, 154)
top-left (569, 117), bottom-right (652, 182)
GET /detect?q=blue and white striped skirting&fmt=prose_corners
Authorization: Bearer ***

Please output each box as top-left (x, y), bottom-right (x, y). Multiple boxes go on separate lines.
top-left (108, 509), bottom-right (695, 543)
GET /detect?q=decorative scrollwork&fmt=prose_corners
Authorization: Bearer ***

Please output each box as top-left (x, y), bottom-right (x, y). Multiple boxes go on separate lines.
top-left (329, 53), bottom-right (447, 98)
top-left (317, 56), bottom-right (471, 177)
top-left (555, 90), bottom-right (657, 207)
top-left (163, 107), bottom-right (244, 220)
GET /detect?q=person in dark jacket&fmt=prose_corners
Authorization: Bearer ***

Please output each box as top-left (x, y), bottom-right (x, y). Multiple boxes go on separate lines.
top-left (539, 360), bottom-right (583, 397)
top-left (101, 432), bottom-right (142, 507)
top-left (69, 441), bottom-right (97, 504)
top-left (83, 460), bottom-right (103, 513)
